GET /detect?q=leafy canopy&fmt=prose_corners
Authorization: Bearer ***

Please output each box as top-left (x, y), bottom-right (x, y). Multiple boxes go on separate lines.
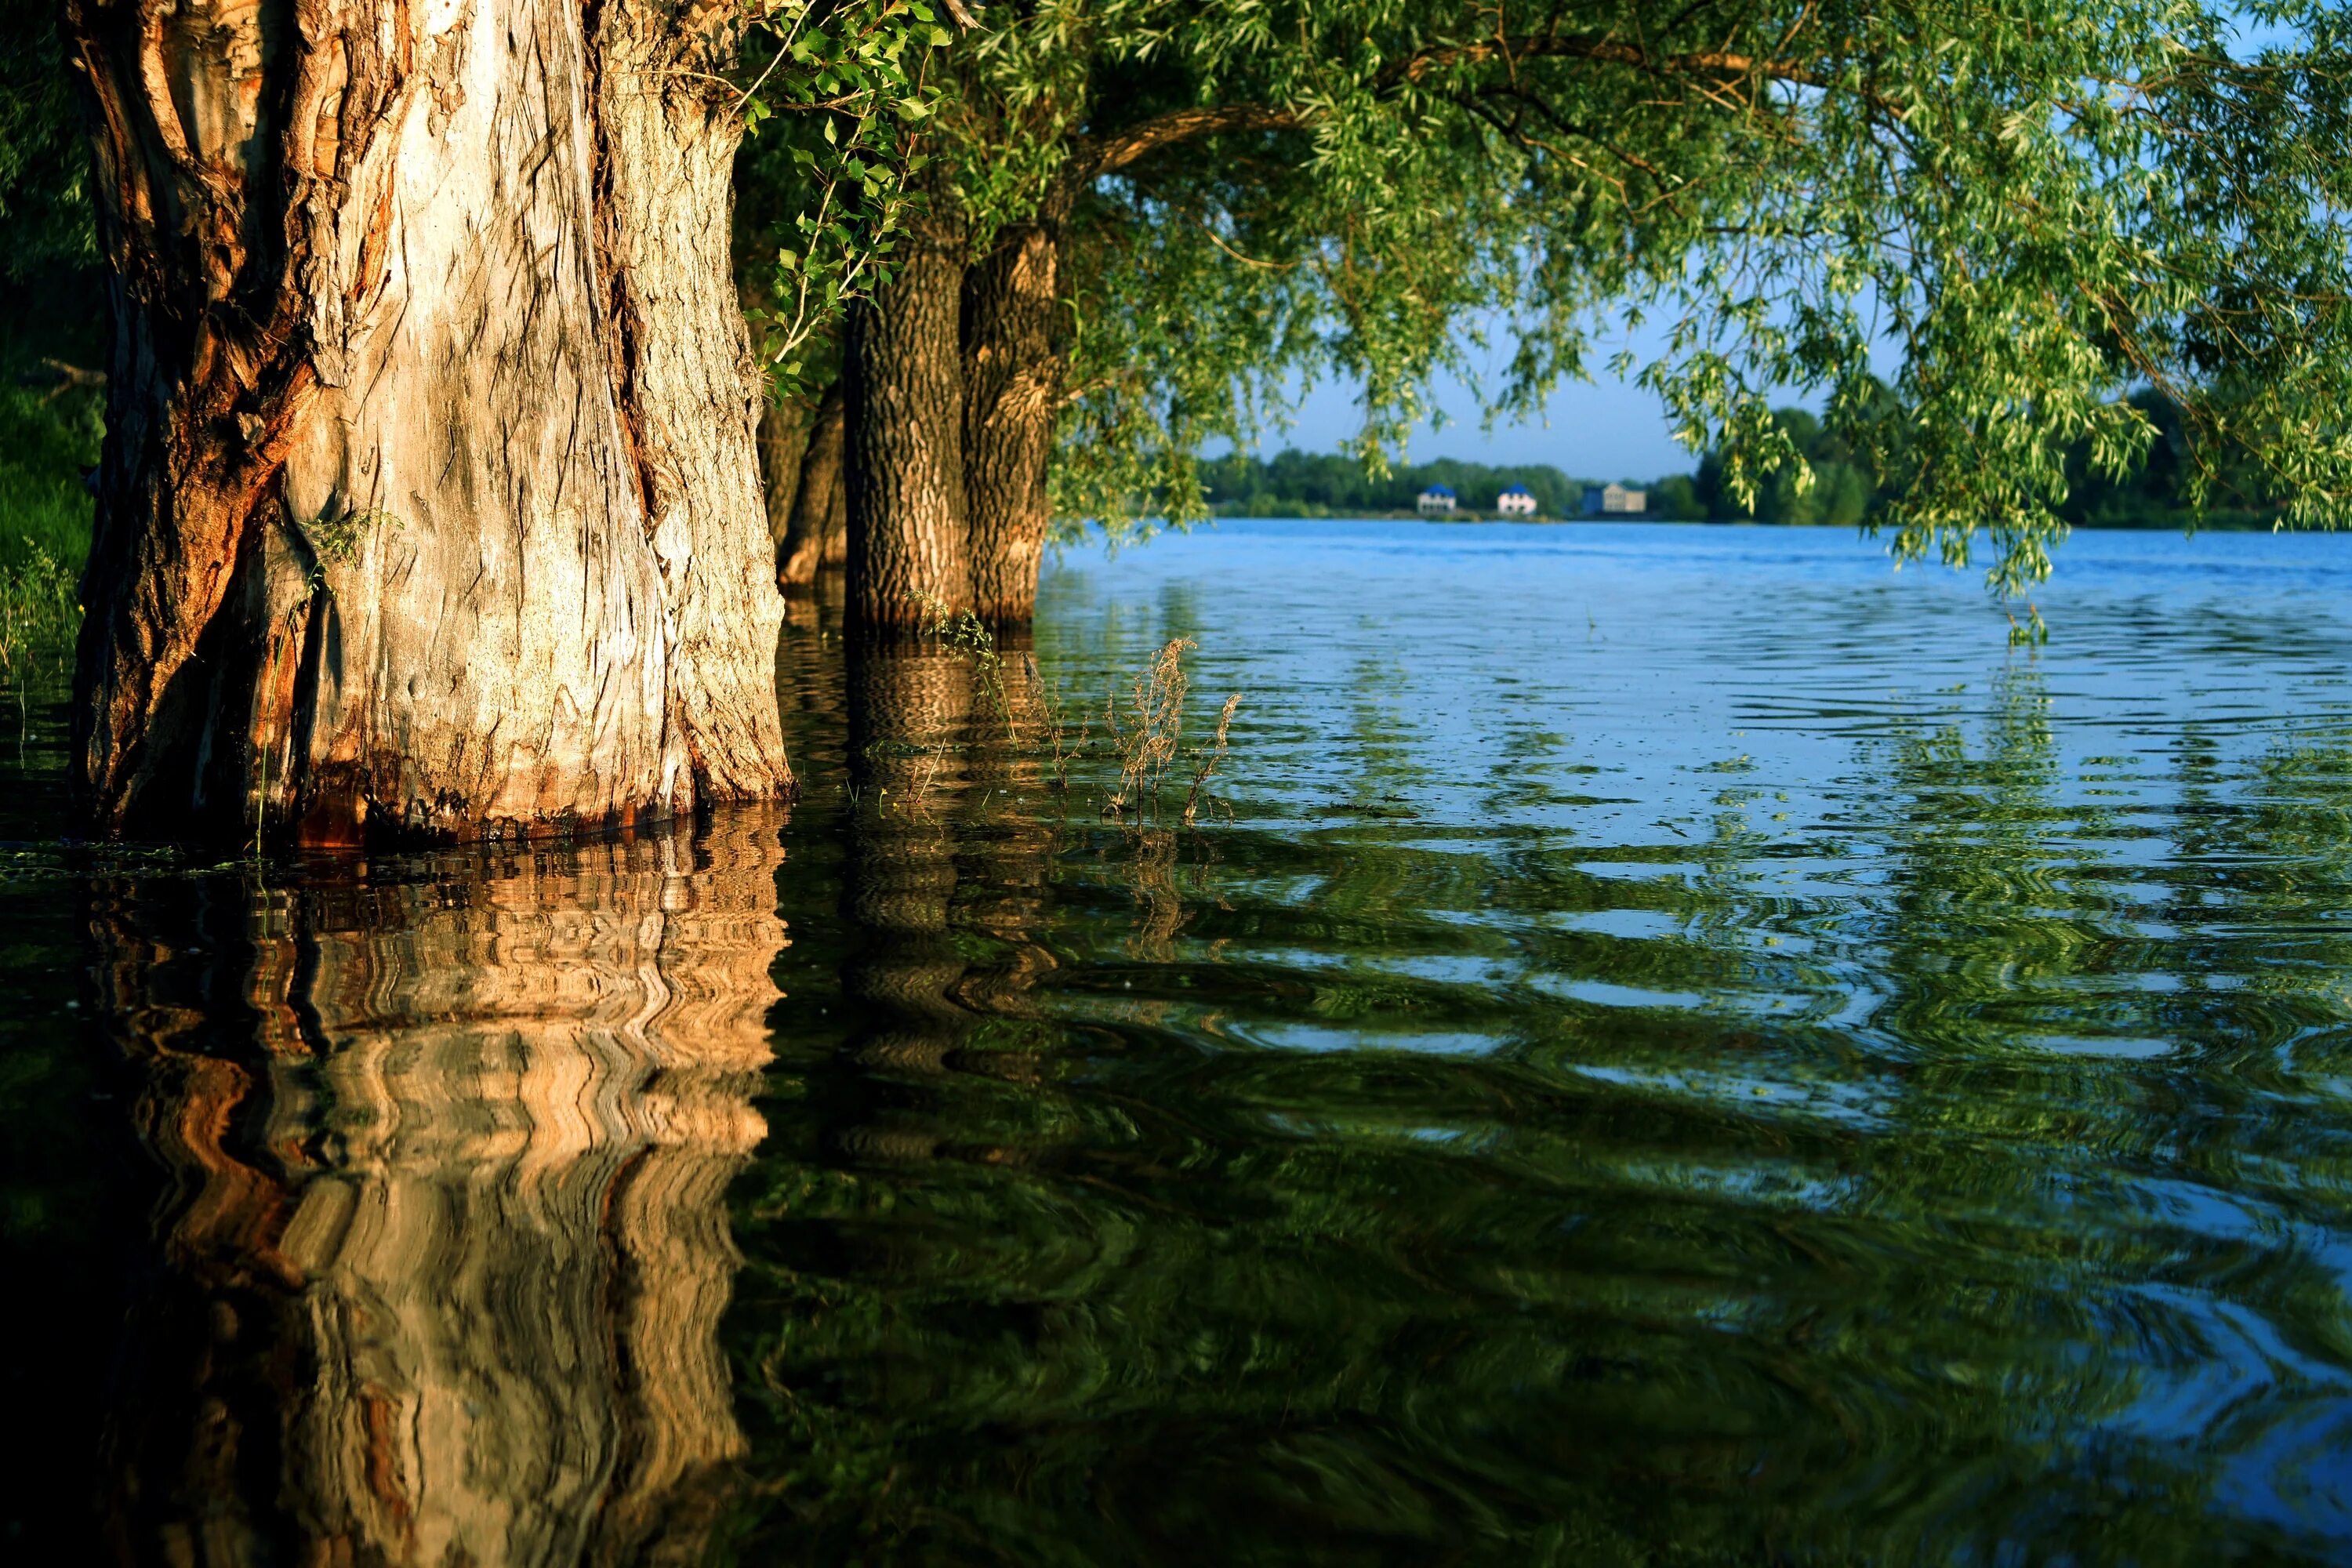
top-left (757, 1), bottom-right (2352, 606)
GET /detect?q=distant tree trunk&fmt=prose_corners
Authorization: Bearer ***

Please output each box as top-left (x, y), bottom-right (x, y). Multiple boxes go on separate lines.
top-left (65, 0), bottom-right (787, 844)
top-left (844, 198), bottom-right (971, 629)
top-left (758, 394), bottom-right (812, 583)
top-left (779, 379), bottom-right (848, 588)
top-left (962, 220), bottom-right (1065, 625)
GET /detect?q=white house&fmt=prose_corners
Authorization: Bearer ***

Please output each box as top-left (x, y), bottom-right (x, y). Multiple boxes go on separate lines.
top-left (1416, 484), bottom-right (1458, 514)
top-left (1581, 483), bottom-right (1646, 517)
top-left (1495, 485), bottom-right (1537, 517)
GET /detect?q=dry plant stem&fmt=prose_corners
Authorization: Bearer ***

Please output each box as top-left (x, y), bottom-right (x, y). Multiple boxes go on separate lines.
top-left (1107, 637), bottom-right (1193, 820)
top-left (1033, 659), bottom-right (1091, 793)
top-left (1182, 694), bottom-right (1243, 826)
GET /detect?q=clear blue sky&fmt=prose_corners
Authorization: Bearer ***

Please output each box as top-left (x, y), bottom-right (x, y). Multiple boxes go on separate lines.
top-left (1282, 360), bottom-right (1693, 483)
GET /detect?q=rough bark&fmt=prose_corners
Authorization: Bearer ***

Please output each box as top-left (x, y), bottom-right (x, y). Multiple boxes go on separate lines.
top-left (844, 200), bottom-right (971, 628)
top-left (94, 816), bottom-right (786, 1563)
top-left (962, 222), bottom-right (1065, 625)
top-left (66, 0), bottom-right (787, 844)
top-left (779, 379), bottom-right (848, 589)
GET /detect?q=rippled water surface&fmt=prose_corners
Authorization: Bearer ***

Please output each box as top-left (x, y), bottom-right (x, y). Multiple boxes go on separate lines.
top-left (9, 521), bottom-right (2352, 1563)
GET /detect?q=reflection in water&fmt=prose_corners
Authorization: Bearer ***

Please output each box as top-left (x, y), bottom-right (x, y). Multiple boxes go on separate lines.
top-left (715, 528), bottom-right (2352, 1563)
top-left (10, 525), bottom-right (2352, 1559)
top-left (91, 820), bottom-right (786, 1564)
top-left (835, 634), bottom-right (1064, 1155)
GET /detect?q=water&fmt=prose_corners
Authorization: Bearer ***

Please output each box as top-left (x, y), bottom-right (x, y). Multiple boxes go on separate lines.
top-left (8, 520), bottom-right (2352, 1562)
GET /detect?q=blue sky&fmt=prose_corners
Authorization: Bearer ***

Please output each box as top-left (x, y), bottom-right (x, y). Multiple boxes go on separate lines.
top-left (1282, 357), bottom-right (1693, 482)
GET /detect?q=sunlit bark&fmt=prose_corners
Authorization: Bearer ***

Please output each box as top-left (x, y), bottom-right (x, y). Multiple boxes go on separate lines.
top-left (66, 0), bottom-right (787, 843)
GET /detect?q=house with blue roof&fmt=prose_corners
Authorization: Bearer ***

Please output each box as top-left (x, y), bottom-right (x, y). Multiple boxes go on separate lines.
top-left (1416, 484), bottom-right (1457, 514)
top-left (1495, 485), bottom-right (1537, 517)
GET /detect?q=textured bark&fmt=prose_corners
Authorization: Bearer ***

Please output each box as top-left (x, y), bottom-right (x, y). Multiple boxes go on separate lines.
top-left (962, 223), bottom-right (1065, 625)
top-left (94, 815), bottom-right (786, 1563)
top-left (844, 206), bottom-right (971, 628)
top-left (593, 0), bottom-right (792, 804)
top-left (66, 0), bottom-right (787, 844)
top-left (779, 379), bottom-right (848, 589)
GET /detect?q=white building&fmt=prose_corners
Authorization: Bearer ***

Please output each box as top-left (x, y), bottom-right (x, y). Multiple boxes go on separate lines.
top-left (1416, 485), bottom-right (1458, 514)
top-left (1581, 483), bottom-right (1646, 517)
top-left (1495, 485), bottom-right (1537, 517)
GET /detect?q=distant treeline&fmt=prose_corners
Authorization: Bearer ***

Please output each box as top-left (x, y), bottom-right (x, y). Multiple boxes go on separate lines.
top-left (1205, 393), bottom-right (2287, 528)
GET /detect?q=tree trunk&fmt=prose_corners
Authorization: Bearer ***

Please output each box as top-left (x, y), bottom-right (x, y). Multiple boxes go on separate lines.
top-left (843, 201), bottom-right (971, 629)
top-left (66, 0), bottom-right (787, 844)
top-left (757, 390), bottom-right (808, 568)
top-left (779, 379), bottom-right (848, 589)
top-left (962, 221), bottom-right (1065, 625)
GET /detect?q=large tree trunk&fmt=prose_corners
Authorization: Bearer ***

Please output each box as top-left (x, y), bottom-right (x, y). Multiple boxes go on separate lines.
top-left (66, 0), bottom-right (787, 844)
top-left (843, 200), bottom-right (971, 629)
top-left (779, 379), bottom-right (848, 589)
top-left (962, 221), bottom-right (1065, 625)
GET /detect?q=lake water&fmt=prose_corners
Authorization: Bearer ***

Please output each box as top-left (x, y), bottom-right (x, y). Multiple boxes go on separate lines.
top-left (8, 520), bottom-right (2352, 1562)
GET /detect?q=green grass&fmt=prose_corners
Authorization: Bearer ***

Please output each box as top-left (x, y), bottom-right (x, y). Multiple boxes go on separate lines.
top-left (0, 379), bottom-right (95, 710)
top-left (0, 379), bottom-right (96, 571)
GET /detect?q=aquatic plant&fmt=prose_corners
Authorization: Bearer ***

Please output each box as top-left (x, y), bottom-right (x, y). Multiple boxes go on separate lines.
top-left (1182, 692), bottom-right (1243, 826)
top-left (1103, 637), bottom-right (1192, 818)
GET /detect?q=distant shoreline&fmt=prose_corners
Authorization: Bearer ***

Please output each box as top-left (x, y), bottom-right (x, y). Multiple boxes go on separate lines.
top-left (1203, 510), bottom-right (2288, 532)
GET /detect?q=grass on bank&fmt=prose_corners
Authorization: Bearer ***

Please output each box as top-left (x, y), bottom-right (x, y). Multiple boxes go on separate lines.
top-left (0, 376), bottom-right (97, 717)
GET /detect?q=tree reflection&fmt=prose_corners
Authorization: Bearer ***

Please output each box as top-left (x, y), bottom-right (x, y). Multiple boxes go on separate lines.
top-left (91, 817), bottom-right (788, 1565)
top-left (722, 650), bottom-right (2352, 1562)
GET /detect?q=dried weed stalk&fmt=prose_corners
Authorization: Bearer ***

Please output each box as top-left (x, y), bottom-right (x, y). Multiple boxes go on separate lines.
top-left (1105, 637), bottom-right (1192, 818)
top-left (1033, 658), bottom-right (1091, 792)
top-left (1182, 693), bottom-right (1243, 825)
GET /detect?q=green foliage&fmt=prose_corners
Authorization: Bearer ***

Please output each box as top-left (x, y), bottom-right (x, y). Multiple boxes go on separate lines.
top-left (1696, 406), bottom-right (1878, 526)
top-left (887, 1), bottom-right (2352, 594)
top-left (0, 382), bottom-right (98, 572)
top-left (0, 0), bottom-right (94, 284)
top-left (0, 543), bottom-right (77, 725)
top-left (737, 0), bottom-right (960, 404)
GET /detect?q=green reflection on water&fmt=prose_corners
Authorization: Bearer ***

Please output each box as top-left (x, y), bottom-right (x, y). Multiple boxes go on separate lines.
top-left (5, 528), bottom-right (2352, 1561)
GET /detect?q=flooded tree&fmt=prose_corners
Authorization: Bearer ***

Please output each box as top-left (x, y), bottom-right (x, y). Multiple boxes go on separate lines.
top-left (819, 1), bottom-right (2350, 627)
top-left (61, 0), bottom-right (811, 843)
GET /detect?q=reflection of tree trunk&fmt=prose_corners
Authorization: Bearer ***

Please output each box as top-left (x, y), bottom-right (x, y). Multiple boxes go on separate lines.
top-left (832, 641), bottom-right (1063, 1153)
top-left (842, 638), bottom-right (975, 1102)
top-left (93, 815), bottom-right (788, 1564)
top-left (780, 383), bottom-right (849, 590)
top-left (952, 635), bottom-right (1062, 1022)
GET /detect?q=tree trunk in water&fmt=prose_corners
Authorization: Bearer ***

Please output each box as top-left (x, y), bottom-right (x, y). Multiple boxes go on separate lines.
top-left (66, 0), bottom-right (787, 844)
top-left (962, 221), bottom-right (1065, 625)
top-left (844, 205), bottom-right (971, 629)
top-left (779, 379), bottom-right (847, 589)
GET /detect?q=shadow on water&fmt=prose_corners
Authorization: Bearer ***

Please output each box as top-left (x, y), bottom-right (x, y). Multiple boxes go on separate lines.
top-left (9, 527), bottom-right (2352, 1560)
